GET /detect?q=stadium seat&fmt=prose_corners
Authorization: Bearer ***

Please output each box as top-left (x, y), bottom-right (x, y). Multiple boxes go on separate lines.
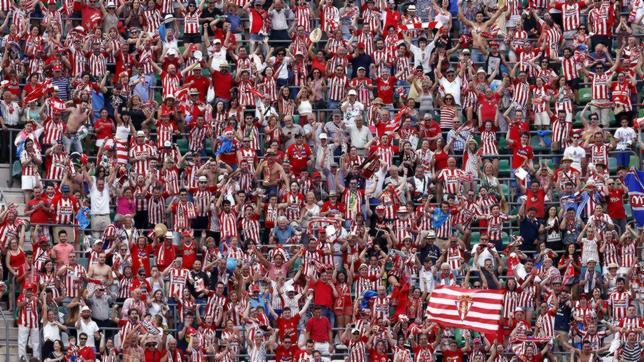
top-left (176, 138), bottom-right (189, 154)
top-left (578, 88), bottom-right (592, 104)
top-left (608, 157), bottom-right (617, 173)
top-left (470, 231), bottom-right (481, 245)
top-left (499, 159), bottom-right (510, 177)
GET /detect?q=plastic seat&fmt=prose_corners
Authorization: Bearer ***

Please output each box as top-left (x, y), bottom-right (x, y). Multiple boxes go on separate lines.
top-left (499, 159), bottom-right (511, 177)
top-left (176, 138), bottom-right (189, 154)
top-left (578, 88), bottom-right (592, 104)
top-left (470, 231), bottom-right (480, 246)
top-left (608, 157), bottom-right (617, 173)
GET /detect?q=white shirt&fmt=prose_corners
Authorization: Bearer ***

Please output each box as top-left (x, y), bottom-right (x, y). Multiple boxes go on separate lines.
top-left (77, 317), bottom-right (100, 348)
top-left (341, 100), bottom-right (364, 125)
top-left (347, 124), bottom-right (373, 149)
top-left (209, 46), bottom-right (228, 70)
top-left (410, 40), bottom-right (436, 74)
top-left (563, 145), bottom-right (586, 171)
top-left (471, 243), bottom-right (498, 269)
top-left (43, 321), bottom-right (62, 342)
top-left (613, 126), bottom-right (636, 150)
top-left (89, 176), bottom-right (111, 215)
top-left (269, 56), bottom-right (292, 80)
top-left (439, 76), bottom-right (463, 106)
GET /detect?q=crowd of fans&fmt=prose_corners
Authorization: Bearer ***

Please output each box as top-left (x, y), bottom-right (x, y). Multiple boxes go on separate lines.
top-left (0, 0), bottom-right (642, 360)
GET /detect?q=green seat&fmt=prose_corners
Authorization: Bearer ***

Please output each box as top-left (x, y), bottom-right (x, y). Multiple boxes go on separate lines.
top-left (205, 138), bottom-right (213, 153)
top-left (608, 157), bottom-right (617, 173)
top-left (499, 159), bottom-right (510, 177)
top-left (578, 88), bottom-right (592, 104)
top-left (78, 257), bottom-right (89, 269)
top-left (498, 137), bottom-right (508, 153)
top-left (293, 115), bottom-right (300, 124)
top-left (176, 138), bottom-right (189, 154)
top-left (500, 183), bottom-right (509, 197)
top-left (502, 232), bottom-right (510, 246)
top-left (629, 155), bottom-right (639, 168)
top-left (470, 231), bottom-right (481, 245)
top-left (638, 108), bottom-right (644, 118)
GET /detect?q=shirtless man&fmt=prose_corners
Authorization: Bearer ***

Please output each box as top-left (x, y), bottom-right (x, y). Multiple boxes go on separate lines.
top-left (560, 340), bottom-right (600, 362)
top-left (255, 150), bottom-right (290, 195)
top-left (457, 1), bottom-right (507, 61)
top-left (87, 253), bottom-right (114, 287)
top-left (64, 102), bottom-right (91, 154)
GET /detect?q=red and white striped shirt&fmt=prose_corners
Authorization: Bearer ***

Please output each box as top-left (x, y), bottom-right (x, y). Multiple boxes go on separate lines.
top-left (173, 201), bottom-right (196, 230)
top-left (147, 196), bottom-right (166, 226)
top-left (129, 144), bottom-right (156, 176)
top-left (437, 168), bottom-right (465, 195)
top-left (142, 8), bottom-right (162, 33)
top-left (20, 149), bottom-right (42, 177)
top-left (293, 5), bottom-right (311, 32)
top-left (559, 1), bottom-right (585, 32)
top-left (328, 74), bottom-right (348, 101)
top-left (485, 214), bottom-right (511, 240)
top-left (161, 71), bottom-right (181, 98)
top-left (589, 71), bottom-right (613, 101)
top-left (561, 56), bottom-right (580, 81)
top-left (347, 338), bottom-right (368, 362)
top-left (511, 80), bottom-right (531, 108)
top-left (219, 210), bottom-right (239, 239)
top-left (88, 52), bottom-right (107, 78)
top-left (169, 267), bottom-right (190, 299)
top-left (42, 119), bottom-right (64, 146)
top-left (63, 264), bottom-right (87, 299)
top-left (46, 153), bottom-right (70, 181)
top-left (183, 9), bottom-right (202, 34)
top-left (17, 294), bottom-right (39, 328)
top-left (588, 5), bottom-right (614, 36)
top-left (535, 310), bottom-right (556, 338)
top-left (609, 291), bottom-right (631, 321)
top-left (54, 196), bottom-right (78, 225)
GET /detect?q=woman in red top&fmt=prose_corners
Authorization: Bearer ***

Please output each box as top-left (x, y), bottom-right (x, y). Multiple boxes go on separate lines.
top-left (433, 138), bottom-right (451, 172)
top-left (130, 235), bottom-right (154, 276)
top-left (333, 269), bottom-right (353, 329)
top-left (93, 108), bottom-right (115, 148)
top-left (6, 238), bottom-right (27, 281)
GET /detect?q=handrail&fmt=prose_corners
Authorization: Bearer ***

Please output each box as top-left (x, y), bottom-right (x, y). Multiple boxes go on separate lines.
top-left (0, 302), bottom-right (10, 362)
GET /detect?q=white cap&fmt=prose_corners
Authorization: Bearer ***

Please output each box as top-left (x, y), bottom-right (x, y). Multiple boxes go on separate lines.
top-left (213, 38), bottom-right (222, 44)
top-left (80, 306), bottom-right (91, 312)
top-left (53, 85), bottom-right (60, 91)
top-left (284, 285), bottom-right (295, 293)
top-left (106, 1), bottom-right (116, 7)
top-left (167, 48), bottom-right (178, 56)
top-left (163, 140), bottom-right (172, 147)
top-left (198, 176), bottom-right (208, 182)
top-left (587, 257), bottom-right (597, 263)
top-left (136, 131), bottom-right (145, 137)
top-left (165, 231), bottom-right (174, 239)
top-left (407, 4), bottom-right (416, 10)
top-left (193, 50), bottom-right (203, 61)
top-left (319, 133), bottom-right (328, 139)
top-left (348, 89), bottom-right (357, 96)
top-left (352, 328), bottom-right (361, 334)
top-left (514, 307), bottom-right (524, 313)
top-left (477, 68), bottom-right (486, 74)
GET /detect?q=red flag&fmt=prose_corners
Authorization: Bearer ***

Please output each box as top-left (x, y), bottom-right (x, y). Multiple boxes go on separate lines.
top-left (562, 261), bottom-right (575, 285)
top-left (248, 87), bottom-right (265, 99)
top-left (426, 286), bottom-right (504, 334)
top-left (23, 80), bottom-right (52, 105)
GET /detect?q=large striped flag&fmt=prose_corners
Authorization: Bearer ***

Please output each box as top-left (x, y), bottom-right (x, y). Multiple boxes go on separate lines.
top-left (398, 21), bottom-right (443, 31)
top-left (426, 286), bottom-right (504, 334)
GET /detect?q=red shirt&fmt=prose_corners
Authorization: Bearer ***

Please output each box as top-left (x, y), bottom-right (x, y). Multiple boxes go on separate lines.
top-left (607, 188), bottom-right (626, 219)
top-left (442, 349), bottom-right (465, 362)
top-left (508, 120), bottom-right (530, 146)
top-left (275, 344), bottom-right (300, 362)
top-left (305, 316), bottom-right (332, 343)
top-left (185, 74), bottom-right (211, 103)
top-left (310, 280), bottom-right (334, 309)
top-left (286, 143), bottom-right (312, 174)
top-left (369, 348), bottom-right (389, 362)
top-left (376, 76), bottom-right (397, 104)
top-left (434, 150), bottom-right (449, 171)
top-left (525, 189), bottom-right (546, 218)
top-left (511, 143), bottom-right (534, 169)
top-left (478, 94), bottom-right (500, 121)
top-left (211, 71), bottom-right (234, 100)
top-left (93, 117), bottom-right (114, 141)
top-left (276, 314), bottom-right (301, 342)
top-left (78, 346), bottom-right (96, 360)
top-left (26, 196), bottom-right (51, 224)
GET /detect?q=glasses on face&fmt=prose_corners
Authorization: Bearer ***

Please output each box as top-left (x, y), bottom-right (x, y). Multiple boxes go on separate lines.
top-left (80, 337), bottom-right (88, 341)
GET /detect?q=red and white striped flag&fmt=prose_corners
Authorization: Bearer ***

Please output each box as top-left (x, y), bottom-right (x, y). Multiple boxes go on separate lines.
top-left (399, 21), bottom-right (442, 31)
top-left (426, 286), bottom-right (504, 334)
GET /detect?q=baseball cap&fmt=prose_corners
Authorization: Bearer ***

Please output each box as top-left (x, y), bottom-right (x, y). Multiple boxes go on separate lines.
top-left (136, 131), bottom-right (145, 137)
top-left (348, 89), bottom-right (357, 96)
top-left (319, 133), bottom-right (328, 139)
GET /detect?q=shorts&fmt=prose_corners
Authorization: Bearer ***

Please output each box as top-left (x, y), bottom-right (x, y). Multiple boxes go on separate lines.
top-left (183, 33), bottom-right (202, 43)
top-left (21, 175), bottom-right (39, 190)
top-left (566, 78), bottom-right (581, 90)
top-left (534, 111), bottom-right (550, 126)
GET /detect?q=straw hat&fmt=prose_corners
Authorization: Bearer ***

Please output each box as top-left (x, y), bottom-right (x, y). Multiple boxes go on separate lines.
top-left (309, 28), bottom-right (322, 43)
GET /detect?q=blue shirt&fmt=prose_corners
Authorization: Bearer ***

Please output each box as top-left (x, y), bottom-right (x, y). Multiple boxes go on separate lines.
top-left (273, 225), bottom-right (296, 244)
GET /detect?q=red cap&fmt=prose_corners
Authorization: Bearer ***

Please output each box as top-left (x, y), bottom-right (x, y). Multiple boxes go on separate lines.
top-left (250, 284), bottom-right (260, 292)
top-left (318, 227), bottom-right (326, 234)
top-left (311, 171), bottom-right (321, 178)
top-left (357, 42), bottom-right (365, 49)
top-left (181, 231), bottom-right (193, 238)
top-left (52, 65), bottom-right (62, 72)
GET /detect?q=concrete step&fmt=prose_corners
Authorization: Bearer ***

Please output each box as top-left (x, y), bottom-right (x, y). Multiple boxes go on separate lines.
top-left (0, 187), bottom-right (26, 215)
top-left (0, 163), bottom-right (14, 189)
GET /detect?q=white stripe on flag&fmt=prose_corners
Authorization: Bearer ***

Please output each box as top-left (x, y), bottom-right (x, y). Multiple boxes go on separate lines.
top-left (429, 316), bottom-right (501, 332)
top-left (430, 297), bottom-right (504, 311)
top-left (426, 307), bottom-right (503, 321)
top-left (431, 288), bottom-right (505, 301)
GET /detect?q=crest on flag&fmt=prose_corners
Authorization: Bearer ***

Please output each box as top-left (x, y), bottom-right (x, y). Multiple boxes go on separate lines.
top-left (456, 294), bottom-right (473, 320)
